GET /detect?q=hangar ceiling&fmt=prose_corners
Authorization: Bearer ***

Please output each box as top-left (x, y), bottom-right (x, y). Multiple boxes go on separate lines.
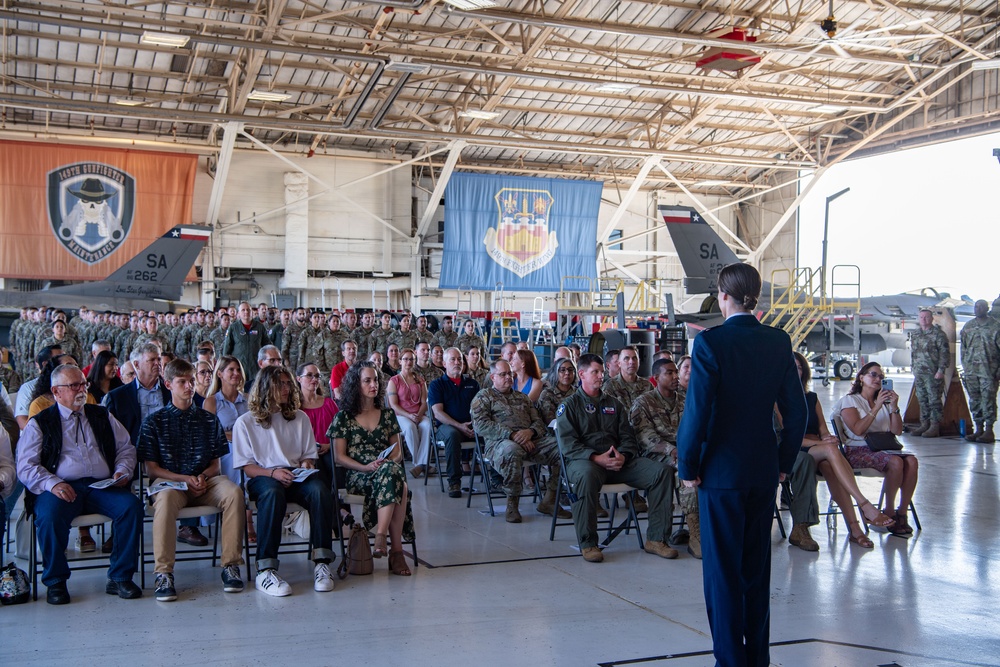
top-left (2, 0), bottom-right (1000, 195)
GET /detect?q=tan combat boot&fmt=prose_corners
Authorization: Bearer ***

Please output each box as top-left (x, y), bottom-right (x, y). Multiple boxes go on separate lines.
top-left (978, 423), bottom-right (995, 444)
top-left (911, 420), bottom-right (930, 436)
top-left (921, 422), bottom-right (940, 438)
top-left (687, 513), bottom-right (703, 559)
top-left (505, 496), bottom-right (522, 523)
top-left (967, 423), bottom-right (984, 442)
top-left (536, 488), bottom-right (572, 519)
top-left (788, 523), bottom-right (819, 552)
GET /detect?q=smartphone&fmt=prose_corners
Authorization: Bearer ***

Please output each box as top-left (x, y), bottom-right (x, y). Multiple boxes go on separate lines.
top-left (882, 378), bottom-right (894, 391)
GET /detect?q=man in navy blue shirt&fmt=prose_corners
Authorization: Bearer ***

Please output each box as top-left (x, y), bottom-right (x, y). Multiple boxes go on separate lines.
top-left (427, 347), bottom-right (480, 498)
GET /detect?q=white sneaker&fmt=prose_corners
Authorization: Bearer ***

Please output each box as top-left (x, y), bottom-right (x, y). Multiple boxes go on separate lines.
top-left (314, 563), bottom-right (335, 592)
top-left (255, 569), bottom-right (291, 597)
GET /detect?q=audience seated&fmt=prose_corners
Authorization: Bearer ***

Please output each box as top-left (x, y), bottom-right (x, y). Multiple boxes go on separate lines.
top-left (329, 339), bottom-right (358, 401)
top-left (464, 345), bottom-right (489, 388)
top-left (232, 365), bottom-right (336, 596)
top-left (835, 361), bottom-right (919, 537)
top-left (511, 349), bottom-right (543, 403)
top-left (137, 359), bottom-right (246, 601)
top-left (427, 348), bottom-right (480, 498)
top-left (603, 346), bottom-right (650, 411)
top-left (536, 358), bottom-right (577, 425)
top-left (86, 350), bottom-right (123, 404)
top-left (329, 361), bottom-right (413, 576)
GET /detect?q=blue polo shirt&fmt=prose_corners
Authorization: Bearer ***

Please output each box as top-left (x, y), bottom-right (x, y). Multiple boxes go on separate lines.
top-left (427, 374), bottom-right (480, 424)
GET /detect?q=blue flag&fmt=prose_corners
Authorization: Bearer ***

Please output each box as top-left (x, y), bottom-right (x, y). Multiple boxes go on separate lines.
top-left (438, 172), bottom-right (602, 292)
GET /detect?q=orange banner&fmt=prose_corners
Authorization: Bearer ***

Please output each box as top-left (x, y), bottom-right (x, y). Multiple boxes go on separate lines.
top-left (0, 141), bottom-right (197, 280)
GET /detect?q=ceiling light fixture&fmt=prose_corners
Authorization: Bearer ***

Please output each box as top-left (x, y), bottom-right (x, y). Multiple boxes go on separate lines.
top-left (442, 0), bottom-right (496, 10)
top-left (595, 81), bottom-right (638, 93)
top-left (112, 97), bottom-right (144, 106)
top-left (695, 180), bottom-right (728, 186)
top-left (385, 61), bottom-right (430, 74)
top-left (248, 90), bottom-right (292, 102)
top-left (971, 58), bottom-right (1000, 70)
top-left (812, 104), bottom-right (847, 114)
top-left (458, 109), bottom-right (500, 120)
top-left (139, 31), bottom-right (190, 48)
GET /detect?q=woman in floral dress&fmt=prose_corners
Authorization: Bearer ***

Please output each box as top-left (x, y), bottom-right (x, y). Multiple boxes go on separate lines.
top-left (328, 361), bottom-right (414, 576)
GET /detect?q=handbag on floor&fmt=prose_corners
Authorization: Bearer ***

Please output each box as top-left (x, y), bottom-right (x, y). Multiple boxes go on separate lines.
top-left (337, 523), bottom-right (373, 578)
top-left (0, 562), bottom-right (30, 605)
top-left (865, 431), bottom-right (903, 451)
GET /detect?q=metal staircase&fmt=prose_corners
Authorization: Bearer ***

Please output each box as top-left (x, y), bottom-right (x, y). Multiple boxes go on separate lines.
top-left (759, 266), bottom-right (861, 350)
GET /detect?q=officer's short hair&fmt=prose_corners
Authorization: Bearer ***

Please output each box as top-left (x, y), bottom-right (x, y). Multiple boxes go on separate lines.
top-left (577, 353), bottom-right (604, 371)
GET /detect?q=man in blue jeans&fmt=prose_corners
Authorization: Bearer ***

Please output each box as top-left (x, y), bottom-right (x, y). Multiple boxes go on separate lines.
top-left (428, 348), bottom-right (481, 498)
top-left (16, 364), bottom-right (142, 604)
top-left (231, 365), bottom-right (335, 596)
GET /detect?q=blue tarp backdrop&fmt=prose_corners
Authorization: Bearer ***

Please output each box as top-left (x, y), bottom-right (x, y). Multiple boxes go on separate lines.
top-left (438, 172), bottom-right (603, 292)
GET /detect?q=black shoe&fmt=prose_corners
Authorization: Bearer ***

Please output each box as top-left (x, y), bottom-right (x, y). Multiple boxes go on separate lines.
top-left (102, 532), bottom-right (114, 554)
top-left (46, 581), bottom-right (71, 605)
top-left (106, 579), bottom-right (143, 599)
top-left (177, 526), bottom-right (209, 547)
top-left (448, 483), bottom-right (463, 499)
top-left (221, 565), bottom-right (244, 593)
top-left (154, 573), bottom-right (177, 602)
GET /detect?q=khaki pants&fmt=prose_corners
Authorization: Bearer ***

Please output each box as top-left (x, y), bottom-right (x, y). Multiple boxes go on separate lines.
top-left (151, 476), bottom-right (246, 574)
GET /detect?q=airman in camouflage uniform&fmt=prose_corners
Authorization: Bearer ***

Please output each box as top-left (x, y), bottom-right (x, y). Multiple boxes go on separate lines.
top-left (454, 319), bottom-right (483, 355)
top-left (910, 308), bottom-right (950, 437)
top-left (352, 312), bottom-right (376, 357)
top-left (603, 346), bottom-right (650, 412)
top-left (388, 315), bottom-right (420, 352)
top-left (280, 308), bottom-right (308, 369)
top-left (414, 342), bottom-right (443, 384)
top-left (370, 312), bottom-right (396, 356)
top-left (470, 360), bottom-right (569, 523)
top-left (961, 300), bottom-right (1000, 443)
top-left (536, 382), bottom-right (575, 426)
top-left (431, 316), bottom-right (458, 351)
top-left (323, 315), bottom-right (350, 371)
top-left (0, 360), bottom-right (22, 393)
top-left (298, 312), bottom-right (330, 378)
top-left (9, 308), bottom-right (27, 375)
top-left (210, 313), bottom-right (230, 353)
top-left (414, 316), bottom-right (434, 346)
top-left (630, 358), bottom-right (696, 557)
top-left (37, 320), bottom-right (83, 364)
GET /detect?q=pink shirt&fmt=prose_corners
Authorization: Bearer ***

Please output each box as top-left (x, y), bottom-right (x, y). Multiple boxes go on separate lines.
top-left (389, 374), bottom-right (424, 414)
top-left (302, 398), bottom-right (339, 444)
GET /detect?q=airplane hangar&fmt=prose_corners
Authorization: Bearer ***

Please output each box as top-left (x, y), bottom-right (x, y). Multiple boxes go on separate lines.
top-left (2, 3), bottom-right (999, 666)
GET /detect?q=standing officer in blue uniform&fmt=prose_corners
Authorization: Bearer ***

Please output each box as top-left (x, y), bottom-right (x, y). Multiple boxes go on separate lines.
top-left (676, 263), bottom-right (806, 667)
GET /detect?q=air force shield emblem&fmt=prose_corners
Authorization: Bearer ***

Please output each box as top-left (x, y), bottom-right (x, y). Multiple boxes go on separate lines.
top-left (47, 163), bottom-right (135, 264)
top-left (483, 188), bottom-right (558, 278)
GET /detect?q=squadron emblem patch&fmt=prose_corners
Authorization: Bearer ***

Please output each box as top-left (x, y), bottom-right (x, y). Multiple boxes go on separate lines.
top-left (47, 163), bottom-right (135, 264)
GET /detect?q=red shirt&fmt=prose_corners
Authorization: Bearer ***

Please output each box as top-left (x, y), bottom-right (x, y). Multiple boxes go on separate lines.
top-left (329, 361), bottom-right (350, 394)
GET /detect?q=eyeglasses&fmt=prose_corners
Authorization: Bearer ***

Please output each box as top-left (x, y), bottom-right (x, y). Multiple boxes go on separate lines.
top-left (299, 373), bottom-right (321, 380)
top-left (54, 382), bottom-right (90, 392)
top-left (866, 371), bottom-right (885, 380)
top-left (197, 370), bottom-right (213, 376)
top-left (493, 371), bottom-right (512, 378)
top-left (263, 357), bottom-right (282, 365)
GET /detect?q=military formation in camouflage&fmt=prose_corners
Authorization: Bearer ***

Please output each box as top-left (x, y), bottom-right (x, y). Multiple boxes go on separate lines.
top-left (960, 300), bottom-right (1000, 443)
top-left (909, 308), bottom-right (951, 438)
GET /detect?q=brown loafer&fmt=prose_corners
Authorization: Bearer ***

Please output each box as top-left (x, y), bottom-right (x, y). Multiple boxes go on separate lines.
top-left (177, 526), bottom-right (209, 547)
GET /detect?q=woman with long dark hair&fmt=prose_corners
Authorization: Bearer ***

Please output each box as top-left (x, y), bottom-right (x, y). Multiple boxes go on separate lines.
top-left (511, 349), bottom-right (542, 403)
top-left (328, 361), bottom-right (413, 576)
top-left (837, 361), bottom-right (919, 537)
top-left (86, 350), bottom-right (123, 403)
top-left (536, 357), bottom-right (577, 425)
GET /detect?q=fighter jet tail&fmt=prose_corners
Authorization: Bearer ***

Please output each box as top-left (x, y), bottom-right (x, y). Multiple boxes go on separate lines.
top-left (658, 205), bottom-right (741, 295)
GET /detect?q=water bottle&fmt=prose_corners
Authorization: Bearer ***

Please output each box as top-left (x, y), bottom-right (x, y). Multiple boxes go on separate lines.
top-left (959, 419), bottom-right (966, 438)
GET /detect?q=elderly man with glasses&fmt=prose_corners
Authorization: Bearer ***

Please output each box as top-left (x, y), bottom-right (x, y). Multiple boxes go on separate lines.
top-left (17, 364), bottom-right (143, 604)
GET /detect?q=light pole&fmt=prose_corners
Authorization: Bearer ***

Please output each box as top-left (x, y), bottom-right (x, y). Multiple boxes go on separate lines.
top-left (821, 187), bottom-right (850, 296)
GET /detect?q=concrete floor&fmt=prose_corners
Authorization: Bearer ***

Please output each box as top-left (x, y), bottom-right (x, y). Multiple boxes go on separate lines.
top-left (3, 374), bottom-right (999, 667)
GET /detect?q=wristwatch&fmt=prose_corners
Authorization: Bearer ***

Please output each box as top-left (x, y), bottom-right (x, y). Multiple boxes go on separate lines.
top-left (889, 408), bottom-right (901, 415)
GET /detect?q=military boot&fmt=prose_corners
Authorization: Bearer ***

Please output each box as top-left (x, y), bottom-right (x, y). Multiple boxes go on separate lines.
top-left (967, 423), bottom-right (984, 442)
top-left (536, 488), bottom-right (572, 519)
top-left (921, 421), bottom-right (940, 438)
top-left (505, 496), bottom-right (522, 523)
top-left (911, 420), bottom-right (930, 436)
top-left (977, 423), bottom-right (995, 444)
top-left (686, 513), bottom-right (702, 560)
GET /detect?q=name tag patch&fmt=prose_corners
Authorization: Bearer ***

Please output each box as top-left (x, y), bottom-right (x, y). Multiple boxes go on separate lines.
top-left (602, 406), bottom-right (616, 415)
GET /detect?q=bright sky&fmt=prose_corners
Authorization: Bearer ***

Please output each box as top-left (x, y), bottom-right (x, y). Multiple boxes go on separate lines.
top-left (797, 131), bottom-right (1000, 304)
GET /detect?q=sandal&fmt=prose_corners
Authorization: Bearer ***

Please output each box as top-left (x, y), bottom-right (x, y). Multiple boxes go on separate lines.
top-left (373, 533), bottom-right (388, 558)
top-left (848, 522), bottom-right (874, 549)
top-left (388, 550), bottom-right (411, 576)
top-left (890, 512), bottom-right (913, 536)
top-left (409, 465), bottom-right (425, 479)
top-left (859, 500), bottom-right (895, 528)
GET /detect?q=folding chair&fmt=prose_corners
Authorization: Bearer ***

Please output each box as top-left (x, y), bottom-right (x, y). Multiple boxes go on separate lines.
top-left (831, 415), bottom-right (921, 533)
top-left (548, 444), bottom-right (643, 550)
top-left (428, 422), bottom-right (476, 493)
top-left (468, 431), bottom-right (541, 516)
top-left (28, 510), bottom-right (112, 601)
top-left (137, 472), bottom-right (223, 588)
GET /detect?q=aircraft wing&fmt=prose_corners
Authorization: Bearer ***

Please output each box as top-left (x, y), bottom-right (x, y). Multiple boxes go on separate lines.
top-left (0, 225), bottom-right (211, 311)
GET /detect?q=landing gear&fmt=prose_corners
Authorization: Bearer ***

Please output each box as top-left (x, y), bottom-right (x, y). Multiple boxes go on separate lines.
top-left (833, 359), bottom-right (854, 381)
